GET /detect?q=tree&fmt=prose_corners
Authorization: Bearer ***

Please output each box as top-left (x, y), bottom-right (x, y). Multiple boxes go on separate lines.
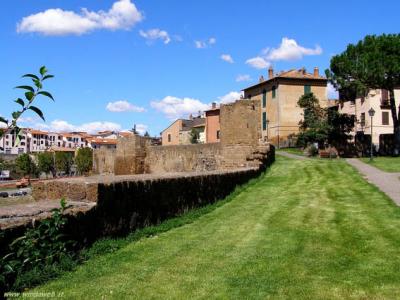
top-left (326, 34), bottom-right (400, 155)
top-left (15, 154), bottom-right (36, 177)
top-left (0, 66), bottom-right (54, 142)
top-left (55, 152), bottom-right (73, 175)
top-left (37, 152), bottom-right (55, 178)
top-left (190, 128), bottom-right (201, 144)
top-left (75, 148), bottom-right (93, 175)
top-left (296, 93), bottom-right (330, 147)
top-left (144, 131), bottom-right (150, 137)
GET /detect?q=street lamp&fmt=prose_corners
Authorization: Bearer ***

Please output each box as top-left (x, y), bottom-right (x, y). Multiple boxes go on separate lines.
top-left (368, 108), bottom-right (375, 161)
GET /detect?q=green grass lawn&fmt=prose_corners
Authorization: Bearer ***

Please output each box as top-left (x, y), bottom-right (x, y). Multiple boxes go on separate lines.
top-left (277, 147), bottom-right (304, 156)
top-left (34, 157), bottom-right (400, 299)
top-left (360, 156), bottom-right (400, 172)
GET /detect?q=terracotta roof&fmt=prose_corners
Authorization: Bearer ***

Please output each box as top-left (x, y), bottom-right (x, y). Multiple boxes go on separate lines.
top-left (182, 118), bottom-right (205, 131)
top-left (47, 146), bottom-right (76, 152)
top-left (242, 68), bottom-right (327, 91)
top-left (119, 131), bottom-right (134, 138)
top-left (29, 129), bottom-right (48, 135)
top-left (88, 138), bottom-right (117, 145)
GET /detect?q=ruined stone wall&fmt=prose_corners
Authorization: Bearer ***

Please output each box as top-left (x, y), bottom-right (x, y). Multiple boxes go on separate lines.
top-left (93, 148), bottom-right (116, 174)
top-left (145, 143), bottom-right (221, 173)
top-left (114, 135), bottom-right (149, 175)
top-left (220, 99), bottom-right (261, 147)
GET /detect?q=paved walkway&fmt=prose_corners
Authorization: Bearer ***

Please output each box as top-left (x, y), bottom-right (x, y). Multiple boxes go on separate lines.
top-left (346, 158), bottom-right (400, 205)
top-left (276, 151), bottom-right (309, 160)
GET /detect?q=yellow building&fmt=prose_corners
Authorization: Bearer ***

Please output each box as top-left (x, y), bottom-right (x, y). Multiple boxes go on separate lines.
top-left (242, 67), bottom-right (328, 147)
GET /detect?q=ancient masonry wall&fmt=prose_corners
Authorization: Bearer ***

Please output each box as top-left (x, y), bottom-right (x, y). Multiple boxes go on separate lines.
top-left (93, 99), bottom-right (267, 175)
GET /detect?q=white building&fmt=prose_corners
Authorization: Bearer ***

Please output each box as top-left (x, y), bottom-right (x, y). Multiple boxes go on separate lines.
top-left (339, 88), bottom-right (400, 148)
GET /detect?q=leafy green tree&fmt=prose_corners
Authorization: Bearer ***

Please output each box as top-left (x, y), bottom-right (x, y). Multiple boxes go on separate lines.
top-left (190, 128), bottom-right (201, 144)
top-left (297, 93), bottom-right (330, 147)
top-left (37, 152), bottom-right (55, 178)
top-left (326, 34), bottom-right (400, 155)
top-left (15, 154), bottom-right (36, 177)
top-left (55, 152), bottom-right (73, 175)
top-left (0, 66), bottom-right (54, 143)
top-left (75, 147), bottom-right (93, 175)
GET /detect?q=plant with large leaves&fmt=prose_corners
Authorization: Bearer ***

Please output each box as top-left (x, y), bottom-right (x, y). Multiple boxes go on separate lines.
top-left (0, 66), bottom-right (54, 144)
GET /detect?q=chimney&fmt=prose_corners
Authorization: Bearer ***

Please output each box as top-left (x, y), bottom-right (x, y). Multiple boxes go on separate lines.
top-left (313, 67), bottom-right (319, 77)
top-left (268, 66), bottom-right (274, 79)
top-left (259, 75), bottom-right (265, 83)
top-left (212, 102), bottom-right (216, 109)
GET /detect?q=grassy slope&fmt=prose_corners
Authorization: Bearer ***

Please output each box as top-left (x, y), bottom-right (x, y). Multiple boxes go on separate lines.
top-left (35, 157), bottom-right (400, 299)
top-left (360, 157), bottom-right (400, 172)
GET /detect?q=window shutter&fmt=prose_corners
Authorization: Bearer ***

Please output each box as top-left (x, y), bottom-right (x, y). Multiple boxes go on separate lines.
top-left (262, 90), bottom-right (266, 107)
top-left (382, 111), bottom-right (389, 125)
top-left (262, 112), bottom-right (267, 130)
top-left (304, 85), bottom-right (311, 94)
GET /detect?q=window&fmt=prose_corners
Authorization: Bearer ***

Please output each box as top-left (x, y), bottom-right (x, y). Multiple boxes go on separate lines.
top-left (248, 94), bottom-right (252, 99)
top-left (167, 133), bottom-right (171, 142)
top-left (304, 85), bottom-right (311, 94)
top-left (382, 111), bottom-right (389, 125)
top-left (262, 112), bottom-right (267, 131)
top-left (216, 130), bottom-right (220, 140)
top-left (272, 86), bottom-right (276, 98)
top-left (262, 90), bottom-right (266, 108)
top-left (360, 112), bottom-right (365, 127)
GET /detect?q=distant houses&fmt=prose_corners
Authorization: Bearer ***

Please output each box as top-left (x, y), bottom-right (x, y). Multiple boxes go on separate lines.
top-left (0, 129), bottom-right (135, 154)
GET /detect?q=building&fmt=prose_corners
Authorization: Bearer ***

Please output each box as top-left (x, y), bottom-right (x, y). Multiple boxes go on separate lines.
top-left (0, 128), bottom-right (30, 154)
top-left (161, 116), bottom-right (206, 146)
top-left (87, 138), bottom-right (117, 150)
top-left (338, 88), bottom-right (400, 150)
top-left (242, 67), bottom-right (328, 147)
top-left (205, 103), bottom-right (220, 143)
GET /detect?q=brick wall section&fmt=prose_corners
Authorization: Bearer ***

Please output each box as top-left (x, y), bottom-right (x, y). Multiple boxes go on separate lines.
top-left (93, 148), bottom-right (116, 174)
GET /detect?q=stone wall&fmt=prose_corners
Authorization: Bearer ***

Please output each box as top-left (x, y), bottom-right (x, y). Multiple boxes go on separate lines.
top-left (145, 143), bottom-right (221, 173)
top-left (93, 148), bottom-right (116, 174)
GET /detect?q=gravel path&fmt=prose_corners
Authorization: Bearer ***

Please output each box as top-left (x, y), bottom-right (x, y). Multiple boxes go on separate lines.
top-left (276, 151), bottom-right (309, 160)
top-left (346, 158), bottom-right (400, 205)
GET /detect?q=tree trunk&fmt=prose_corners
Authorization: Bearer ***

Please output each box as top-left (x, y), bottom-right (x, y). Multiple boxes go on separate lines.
top-left (389, 89), bottom-right (400, 156)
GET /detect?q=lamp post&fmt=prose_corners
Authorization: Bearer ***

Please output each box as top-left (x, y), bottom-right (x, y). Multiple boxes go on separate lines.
top-left (368, 108), bottom-right (375, 161)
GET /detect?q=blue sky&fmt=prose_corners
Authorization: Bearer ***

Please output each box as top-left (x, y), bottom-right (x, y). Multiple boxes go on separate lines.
top-left (1, 0), bottom-right (399, 135)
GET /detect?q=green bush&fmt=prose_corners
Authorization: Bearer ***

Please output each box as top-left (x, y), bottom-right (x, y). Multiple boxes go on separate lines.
top-left (1, 199), bottom-right (76, 292)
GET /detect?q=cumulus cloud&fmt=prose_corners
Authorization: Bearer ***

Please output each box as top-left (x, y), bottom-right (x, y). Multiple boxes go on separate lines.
top-left (151, 96), bottom-right (209, 120)
top-left (139, 28), bottom-right (171, 44)
top-left (194, 37), bottom-right (216, 49)
top-left (217, 91), bottom-right (242, 104)
top-left (265, 37), bottom-right (322, 61)
top-left (236, 74), bottom-right (252, 82)
top-left (135, 124), bottom-right (148, 135)
top-left (106, 100), bottom-right (145, 112)
top-left (220, 54), bottom-right (234, 63)
top-left (246, 56), bottom-right (270, 69)
top-left (246, 38), bottom-right (323, 69)
top-left (36, 120), bottom-right (122, 134)
top-left (327, 83), bottom-right (339, 99)
top-left (17, 0), bottom-right (143, 36)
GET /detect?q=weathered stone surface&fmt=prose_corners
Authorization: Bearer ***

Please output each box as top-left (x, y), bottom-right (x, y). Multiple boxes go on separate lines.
top-left (86, 183), bottom-right (98, 202)
top-left (46, 181), bottom-right (68, 200)
top-left (67, 182), bottom-right (87, 201)
top-left (31, 181), bottom-right (46, 200)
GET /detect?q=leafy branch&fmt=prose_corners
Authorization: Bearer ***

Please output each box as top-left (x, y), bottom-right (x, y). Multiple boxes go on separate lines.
top-left (0, 66), bottom-right (54, 143)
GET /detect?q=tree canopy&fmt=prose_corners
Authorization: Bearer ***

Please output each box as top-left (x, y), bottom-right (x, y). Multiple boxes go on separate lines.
top-left (326, 34), bottom-right (400, 155)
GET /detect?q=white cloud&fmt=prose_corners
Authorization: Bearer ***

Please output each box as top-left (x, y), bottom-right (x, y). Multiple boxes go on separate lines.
top-left (194, 37), bottom-right (216, 49)
top-left (135, 124), bottom-right (148, 135)
top-left (265, 37), bottom-right (322, 61)
top-left (220, 54), bottom-right (234, 63)
top-left (246, 56), bottom-right (270, 69)
top-left (139, 28), bottom-right (171, 44)
top-left (36, 120), bottom-right (122, 134)
top-left (151, 96), bottom-right (209, 120)
top-left (236, 74), bottom-right (252, 82)
top-left (106, 100), bottom-right (145, 112)
top-left (217, 91), bottom-right (242, 104)
top-left (17, 0), bottom-right (143, 36)
top-left (327, 83), bottom-right (338, 99)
